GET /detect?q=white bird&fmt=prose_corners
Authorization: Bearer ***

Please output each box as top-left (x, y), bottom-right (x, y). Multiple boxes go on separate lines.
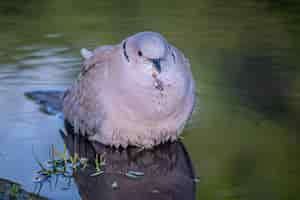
top-left (63, 32), bottom-right (195, 148)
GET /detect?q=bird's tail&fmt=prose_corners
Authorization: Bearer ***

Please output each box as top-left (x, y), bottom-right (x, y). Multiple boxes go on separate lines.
top-left (25, 90), bottom-right (65, 116)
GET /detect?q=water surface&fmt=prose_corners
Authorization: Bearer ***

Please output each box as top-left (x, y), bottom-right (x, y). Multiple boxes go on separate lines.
top-left (0, 0), bottom-right (300, 199)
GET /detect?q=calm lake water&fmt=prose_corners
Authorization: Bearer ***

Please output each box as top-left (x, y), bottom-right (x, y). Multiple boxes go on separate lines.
top-left (0, 0), bottom-right (300, 199)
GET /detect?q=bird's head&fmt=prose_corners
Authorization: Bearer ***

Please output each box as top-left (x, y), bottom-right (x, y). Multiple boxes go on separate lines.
top-left (121, 32), bottom-right (178, 90)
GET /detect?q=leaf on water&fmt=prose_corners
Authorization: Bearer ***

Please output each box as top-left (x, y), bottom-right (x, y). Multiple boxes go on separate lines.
top-left (90, 171), bottom-right (104, 177)
top-left (125, 170), bottom-right (144, 178)
top-left (127, 170), bottom-right (144, 176)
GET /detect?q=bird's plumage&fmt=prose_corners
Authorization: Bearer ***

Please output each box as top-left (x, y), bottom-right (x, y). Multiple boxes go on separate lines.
top-left (63, 32), bottom-right (195, 148)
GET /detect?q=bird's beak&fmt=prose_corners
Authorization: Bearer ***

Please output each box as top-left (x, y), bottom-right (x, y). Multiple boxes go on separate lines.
top-left (150, 59), bottom-right (161, 73)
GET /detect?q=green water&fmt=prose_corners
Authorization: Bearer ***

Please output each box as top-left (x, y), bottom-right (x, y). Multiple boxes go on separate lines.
top-left (0, 0), bottom-right (300, 199)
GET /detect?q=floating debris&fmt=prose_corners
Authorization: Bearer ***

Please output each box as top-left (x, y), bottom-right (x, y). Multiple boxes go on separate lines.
top-left (111, 181), bottom-right (119, 190)
top-left (125, 170), bottom-right (145, 179)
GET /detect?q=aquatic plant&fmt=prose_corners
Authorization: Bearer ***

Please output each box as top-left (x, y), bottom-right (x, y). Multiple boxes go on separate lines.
top-left (33, 145), bottom-right (108, 182)
top-left (9, 183), bottom-right (20, 198)
top-left (33, 144), bottom-right (149, 193)
top-left (90, 153), bottom-right (106, 177)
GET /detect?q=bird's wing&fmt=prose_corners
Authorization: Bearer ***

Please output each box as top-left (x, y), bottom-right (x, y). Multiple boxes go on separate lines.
top-left (80, 45), bottom-right (115, 77)
top-left (63, 45), bottom-right (117, 136)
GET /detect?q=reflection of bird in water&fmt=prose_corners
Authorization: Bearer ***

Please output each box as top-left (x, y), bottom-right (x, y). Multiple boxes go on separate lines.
top-left (62, 121), bottom-right (196, 200)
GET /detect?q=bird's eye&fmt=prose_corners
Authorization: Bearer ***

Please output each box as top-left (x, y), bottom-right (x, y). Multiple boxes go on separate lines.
top-left (138, 50), bottom-right (143, 57)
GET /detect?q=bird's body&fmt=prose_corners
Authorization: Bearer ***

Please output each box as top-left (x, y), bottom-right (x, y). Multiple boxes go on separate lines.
top-left (63, 32), bottom-right (195, 148)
